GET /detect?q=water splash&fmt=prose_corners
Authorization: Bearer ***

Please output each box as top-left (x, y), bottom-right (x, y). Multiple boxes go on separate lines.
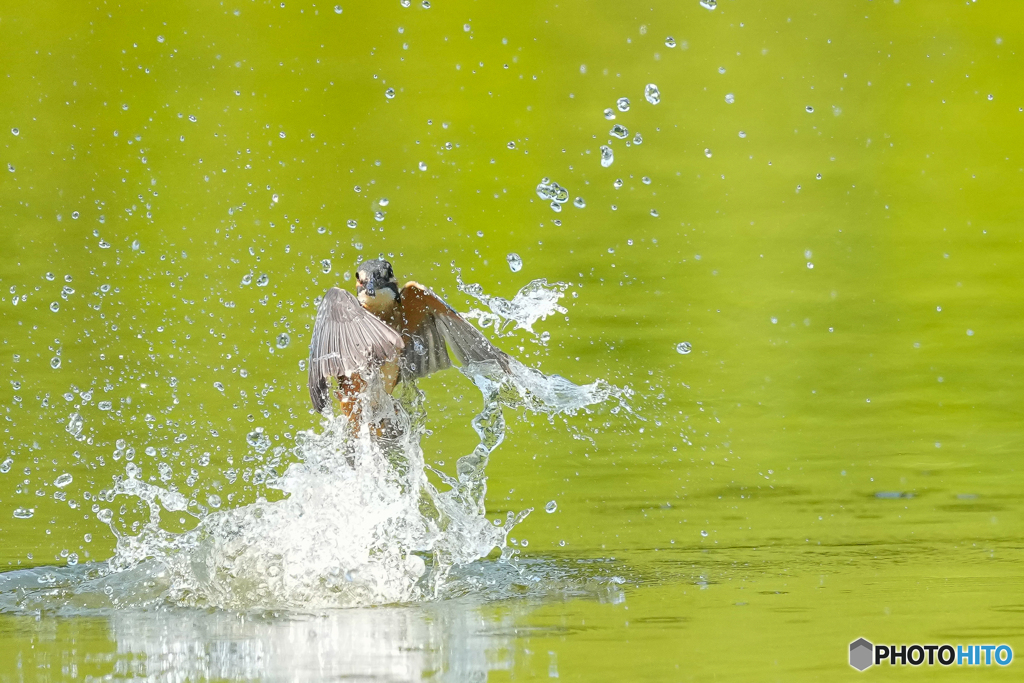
top-left (0, 273), bottom-right (629, 613)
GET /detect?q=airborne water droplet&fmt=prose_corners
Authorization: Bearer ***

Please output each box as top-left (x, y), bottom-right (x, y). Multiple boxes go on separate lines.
top-left (644, 84), bottom-right (661, 105)
top-left (616, 97), bottom-right (630, 112)
top-left (66, 412), bottom-right (83, 436)
top-left (665, 36), bottom-right (676, 48)
top-left (676, 342), bottom-right (692, 355)
top-left (276, 333), bottom-right (291, 349)
top-left (385, 87), bottom-right (395, 99)
top-left (806, 105), bottom-right (815, 113)
top-left (700, 0), bottom-right (717, 10)
top-left (54, 473), bottom-right (73, 488)
top-left (506, 253), bottom-right (523, 272)
top-left (599, 145), bottom-right (614, 167)
top-left (725, 93), bottom-right (735, 104)
top-left (610, 124), bottom-right (629, 139)
top-left (49, 302), bottom-right (59, 312)
top-left (256, 274), bottom-right (269, 287)
top-left (51, 357), bottom-right (62, 369)
top-left (573, 197), bottom-right (586, 208)
top-left (545, 500), bottom-right (558, 513)
top-left (603, 108), bottom-right (616, 120)
top-left (321, 259), bottom-right (332, 273)
top-left (334, 5), bottom-right (343, 13)
top-left (13, 508), bottom-right (34, 519)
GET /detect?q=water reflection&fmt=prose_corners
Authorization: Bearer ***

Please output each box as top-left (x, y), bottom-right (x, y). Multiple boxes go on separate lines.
top-left (2, 600), bottom-right (517, 682)
top-left (0, 559), bottom-right (627, 681)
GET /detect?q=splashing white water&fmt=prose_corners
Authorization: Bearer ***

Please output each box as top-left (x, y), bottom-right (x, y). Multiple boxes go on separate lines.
top-left (455, 269), bottom-right (568, 335)
top-left (1, 275), bottom-right (629, 612)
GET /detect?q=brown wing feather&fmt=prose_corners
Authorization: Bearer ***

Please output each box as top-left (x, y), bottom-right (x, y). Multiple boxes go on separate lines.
top-left (308, 287), bottom-right (404, 412)
top-left (399, 282), bottom-right (510, 380)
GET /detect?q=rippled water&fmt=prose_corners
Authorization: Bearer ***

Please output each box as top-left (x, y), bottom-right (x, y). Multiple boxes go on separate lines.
top-left (3, 0), bottom-right (1024, 680)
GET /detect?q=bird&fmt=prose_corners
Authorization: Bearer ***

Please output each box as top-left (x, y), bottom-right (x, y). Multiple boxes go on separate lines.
top-left (307, 258), bottom-right (510, 422)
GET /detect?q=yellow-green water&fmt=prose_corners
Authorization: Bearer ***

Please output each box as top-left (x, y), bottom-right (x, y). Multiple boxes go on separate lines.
top-left (2, 0), bottom-right (1023, 680)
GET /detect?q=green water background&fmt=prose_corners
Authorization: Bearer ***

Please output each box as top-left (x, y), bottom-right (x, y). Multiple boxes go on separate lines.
top-left (1, 0), bottom-right (1023, 679)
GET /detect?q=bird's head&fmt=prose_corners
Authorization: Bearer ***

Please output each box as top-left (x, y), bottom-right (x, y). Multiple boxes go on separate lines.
top-left (355, 258), bottom-right (400, 311)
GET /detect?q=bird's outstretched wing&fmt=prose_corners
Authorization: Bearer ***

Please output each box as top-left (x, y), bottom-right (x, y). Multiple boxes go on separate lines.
top-left (308, 287), bottom-right (404, 412)
top-left (399, 282), bottom-right (510, 380)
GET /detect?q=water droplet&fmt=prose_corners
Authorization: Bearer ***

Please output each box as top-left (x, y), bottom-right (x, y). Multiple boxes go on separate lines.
top-left (98, 400), bottom-right (112, 411)
top-left (385, 87), bottom-right (395, 99)
top-left (7, 164), bottom-right (14, 173)
top-left (334, 5), bottom-right (343, 13)
top-left (11, 128), bottom-right (19, 136)
top-left (188, 114), bottom-right (197, 122)
top-left (805, 105), bottom-right (814, 113)
top-left (49, 302), bottom-right (59, 312)
top-left (600, 145), bottom-right (614, 167)
top-left (816, 173), bottom-right (822, 180)
top-left (241, 273), bottom-right (253, 285)
top-left (54, 473), bottom-right (73, 488)
top-left (207, 494), bottom-right (222, 508)
top-left (214, 381), bottom-right (225, 392)
top-left (700, 529), bottom-right (709, 537)
top-left (610, 124), bottom-right (629, 139)
top-left (256, 274), bottom-right (269, 287)
top-left (347, 219), bottom-right (358, 229)
top-left (644, 83), bottom-right (661, 105)
top-left (632, 132), bottom-right (643, 145)
top-left (704, 148), bottom-right (712, 158)
top-left (550, 201), bottom-right (561, 212)
top-left (573, 197), bottom-right (586, 208)
top-left (374, 211), bottom-right (385, 221)
top-left (506, 253), bottom-right (523, 272)
top-left (276, 333), bottom-right (291, 349)
top-left (616, 97), bottom-right (630, 112)
top-left (378, 197), bottom-right (389, 207)
top-left (271, 193), bottom-right (279, 203)
top-left (613, 178), bottom-right (623, 189)
top-left (665, 36), bottom-right (676, 48)
top-left (13, 508), bottom-right (34, 519)
top-left (603, 108), bottom-right (616, 120)
top-left (642, 176), bottom-right (652, 185)
top-left (51, 357), bottom-right (62, 369)
top-left (807, 262), bottom-right (814, 269)
top-left (418, 161), bottom-right (427, 171)
top-left (321, 259), bottom-right (332, 274)
top-left (536, 178), bottom-right (570, 203)
top-left (507, 141), bottom-right (516, 149)
top-left (66, 412), bottom-right (83, 436)
top-left (421, 0), bottom-right (430, 7)
top-left (676, 342), bottom-right (692, 355)
top-left (67, 553), bottom-right (78, 566)
top-left (987, 93), bottom-right (994, 101)
top-left (738, 131), bottom-right (747, 138)
top-left (545, 500), bottom-right (558, 513)
top-left (97, 508), bottom-right (113, 523)
top-left (401, 0), bottom-right (410, 5)
top-left (0, 458), bottom-right (11, 473)
top-left (650, 209), bottom-right (659, 217)
top-left (725, 93), bottom-right (735, 104)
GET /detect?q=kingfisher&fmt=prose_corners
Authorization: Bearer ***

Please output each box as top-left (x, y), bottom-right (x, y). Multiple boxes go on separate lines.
top-left (307, 258), bottom-right (510, 421)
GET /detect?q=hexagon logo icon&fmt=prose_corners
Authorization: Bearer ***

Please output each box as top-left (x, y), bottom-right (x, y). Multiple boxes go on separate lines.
top-left (850, 638), bottom-right (874, 671)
